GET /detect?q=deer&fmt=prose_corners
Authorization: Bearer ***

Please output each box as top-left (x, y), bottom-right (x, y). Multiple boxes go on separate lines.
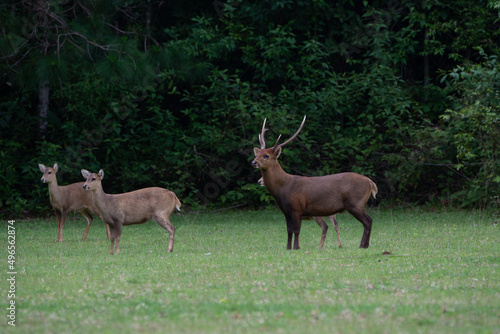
top-left (81, 169), bottom-right (181, 255)
top-left (257, 177), bottom-right (342, 248)
top-left (39, 163), bottom-right (110, 242)
top-left (252, 116), bottom-right (378, 250)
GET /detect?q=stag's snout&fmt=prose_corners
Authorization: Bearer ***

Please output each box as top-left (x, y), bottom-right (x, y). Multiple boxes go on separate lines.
top-left (252, 160), bottom-right (260, 168)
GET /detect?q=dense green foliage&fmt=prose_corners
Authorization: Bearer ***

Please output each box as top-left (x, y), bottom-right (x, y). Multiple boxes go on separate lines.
top-left (4, 209), bottom-right (499, 333)
top-left (1, 1), bottom-right (499, 216)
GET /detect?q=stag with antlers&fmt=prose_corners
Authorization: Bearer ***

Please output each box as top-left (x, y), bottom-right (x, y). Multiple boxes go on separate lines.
top-left (252, 116), bottom-right (378, 250)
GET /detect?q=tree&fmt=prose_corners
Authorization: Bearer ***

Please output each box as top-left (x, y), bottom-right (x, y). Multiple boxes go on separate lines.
top-left (441, 50), bottom-right (500, 207)
top-left (0, 1), bottom-right (141, 138)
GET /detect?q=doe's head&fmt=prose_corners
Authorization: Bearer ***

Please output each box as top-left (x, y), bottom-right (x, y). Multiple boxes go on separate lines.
top-left (39, 163), bottom-right (58, 183)
top-left (81, 169), bottom-right (105, 191)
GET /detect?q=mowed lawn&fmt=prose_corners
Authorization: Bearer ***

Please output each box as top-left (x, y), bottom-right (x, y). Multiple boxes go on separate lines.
top-left (2, 207), bottom-right (499, 333)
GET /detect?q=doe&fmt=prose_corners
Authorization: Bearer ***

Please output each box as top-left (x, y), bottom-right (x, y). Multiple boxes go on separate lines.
top-left (39, 163), bottom-right (110, 242)
top-left (81, 169), bottom-right (181, 254)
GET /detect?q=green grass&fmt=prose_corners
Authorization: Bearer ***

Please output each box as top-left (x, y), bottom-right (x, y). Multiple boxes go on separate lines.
top-left (2, 208), bottom-right (499, 333)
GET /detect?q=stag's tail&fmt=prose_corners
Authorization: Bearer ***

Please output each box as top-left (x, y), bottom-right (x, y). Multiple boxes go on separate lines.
top-left (369, 179), bottom-right (378, 199)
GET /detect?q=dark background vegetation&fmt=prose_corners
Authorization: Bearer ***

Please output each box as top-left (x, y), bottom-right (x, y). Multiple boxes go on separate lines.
top-left (1, 0), bottom-right (499, 217)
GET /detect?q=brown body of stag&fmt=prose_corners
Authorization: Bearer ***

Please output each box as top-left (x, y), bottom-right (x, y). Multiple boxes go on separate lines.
top-left (257, 177), bottom-right (342, 248)
top-left (252, 116), bottom-right (377, 250)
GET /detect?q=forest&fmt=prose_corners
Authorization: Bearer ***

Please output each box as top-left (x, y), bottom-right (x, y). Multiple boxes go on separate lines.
top-left (1, 0), bottom-right (499, 217)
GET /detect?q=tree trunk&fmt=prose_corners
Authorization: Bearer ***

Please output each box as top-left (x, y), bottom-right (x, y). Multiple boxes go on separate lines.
top-left (38, 79), bottom-right (49, 138)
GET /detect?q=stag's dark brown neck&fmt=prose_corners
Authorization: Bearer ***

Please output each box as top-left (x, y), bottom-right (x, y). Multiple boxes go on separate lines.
top-left (260, 161), bottom-right (291, 196)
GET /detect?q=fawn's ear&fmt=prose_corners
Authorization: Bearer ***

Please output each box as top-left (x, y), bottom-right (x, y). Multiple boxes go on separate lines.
top-left (53, 163), bottom-right (58, 172)
top-left (98, 169), bottom-right (105, 180)
top-left (81, 169), bottom-right (90, 179)
top-left (39, 164), bottom-right (46, 173)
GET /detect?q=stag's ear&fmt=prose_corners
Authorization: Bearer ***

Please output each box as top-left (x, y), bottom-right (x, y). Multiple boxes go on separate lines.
top-left (273, 146), bottom-right (282, 159)
top-left (253, 147), bottom-right (260, 156)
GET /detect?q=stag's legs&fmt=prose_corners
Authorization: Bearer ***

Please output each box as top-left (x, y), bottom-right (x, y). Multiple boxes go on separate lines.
top-left (155, 216), bottom-right (176, 253)
top-left (285, 215), bottom-right (293, 250)
top-left (79, 209), bottom-right (93, 241)
top-left (293, 232), bottom-right (300, 250)
top-left (286, 232), bottom-right (293, 250)
top-left (327, 215), bottom-right (342, 248)
top-left (349, 209), bottom-right (372, 248)
top-left (313, 217), bottom-right (328, 249)
top-left (286, 214), bottom-right (302, 250)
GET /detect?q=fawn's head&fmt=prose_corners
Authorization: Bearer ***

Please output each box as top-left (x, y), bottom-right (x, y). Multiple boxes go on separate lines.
top-left (81, 169), bottom-right (104, 191)
top-left (252, 116), bottom-right (306, 170)
top-left (39, 163), bottom-right (58, 183)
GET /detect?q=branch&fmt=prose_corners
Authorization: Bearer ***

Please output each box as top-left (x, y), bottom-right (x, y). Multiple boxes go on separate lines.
top-left (187, 203), bottom-right (248, 214)
top-left (106, 23), bottom-right (136, 35)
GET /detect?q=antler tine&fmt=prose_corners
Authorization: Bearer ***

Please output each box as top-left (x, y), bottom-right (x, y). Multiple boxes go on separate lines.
top-left (259, 118), bottom-right (267, 149)
top-left (276, 115), bottom-right (307, 148)
top-left (272, 134), bottom-right (282, 149)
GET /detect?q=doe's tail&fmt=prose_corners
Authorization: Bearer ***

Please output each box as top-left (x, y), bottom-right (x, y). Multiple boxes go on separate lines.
top-left (174, 194), bottom-right (182, 211)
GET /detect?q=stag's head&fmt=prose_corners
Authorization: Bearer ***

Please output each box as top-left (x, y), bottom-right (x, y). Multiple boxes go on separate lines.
top-left (252, 116), bottom-right (306, 170)
top-left (82, 169), bottom-right (105, 191)
top-left (39, 163), bottom-right (58, 183)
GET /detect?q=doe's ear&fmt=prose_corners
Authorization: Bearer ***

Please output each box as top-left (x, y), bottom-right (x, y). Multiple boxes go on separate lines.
top-left (53, 163), bottom-right (58, 172)
top-left (273, 146), bottom-right (282, 159)
top-left (81, 169), bottom-right (90, 179)
top-left (253, 147), bottom-right (260, 156)
top-left (39, 164), bottom-right (46, 173)
top-left (98, 169), bottom-right (105, 180)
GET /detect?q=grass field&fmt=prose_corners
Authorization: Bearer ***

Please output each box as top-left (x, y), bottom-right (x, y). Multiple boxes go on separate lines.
top-left (2, 207), bottom-right (499, 333)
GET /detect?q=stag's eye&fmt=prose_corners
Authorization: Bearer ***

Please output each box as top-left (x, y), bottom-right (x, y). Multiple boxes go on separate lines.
top-left (264, 154), bottom-right (270, 159)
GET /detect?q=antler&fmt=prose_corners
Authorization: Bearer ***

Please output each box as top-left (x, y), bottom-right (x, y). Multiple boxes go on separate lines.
top-left (273, 115), bottom-right (307, 149)
top-left (259, 118), bottom-right (267, 149)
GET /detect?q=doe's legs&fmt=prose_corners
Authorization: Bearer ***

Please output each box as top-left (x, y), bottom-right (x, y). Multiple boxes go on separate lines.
top-left (156, 216), bottom-right (176, 253)
top-left (313, 217), bottom-right (328, 249)
top-left (79, 209), bottom-right (93, 241)
top-left (328, 215), bottom-right (342, 248)
top-left (55, 210), bottom-right (67, 243)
